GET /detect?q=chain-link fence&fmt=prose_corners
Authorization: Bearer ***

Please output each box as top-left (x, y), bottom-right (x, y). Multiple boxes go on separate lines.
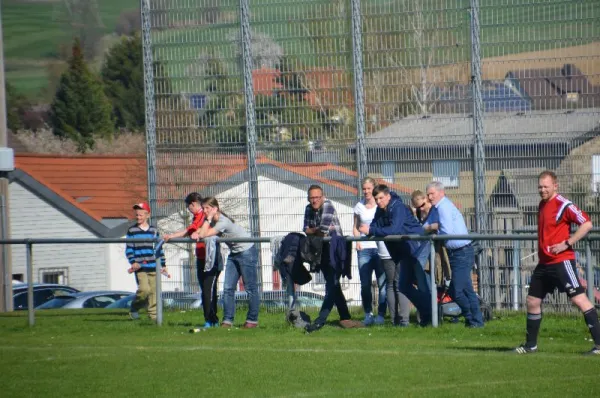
top-left (141, 0), bottom-right (600, 311)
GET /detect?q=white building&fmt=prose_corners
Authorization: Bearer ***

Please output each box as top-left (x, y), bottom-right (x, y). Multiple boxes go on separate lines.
top-left (7, 155), bottom-right (148, 293)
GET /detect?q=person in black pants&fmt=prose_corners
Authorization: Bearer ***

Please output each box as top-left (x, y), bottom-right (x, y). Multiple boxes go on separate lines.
top-left (303, 185), bottom-right (364, 333)
top-left (197, 264), bottom-right (220, 328)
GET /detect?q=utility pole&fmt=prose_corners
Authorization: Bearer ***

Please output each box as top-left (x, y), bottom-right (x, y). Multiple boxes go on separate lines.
top-left (0, 7), bottom-right (14, 312)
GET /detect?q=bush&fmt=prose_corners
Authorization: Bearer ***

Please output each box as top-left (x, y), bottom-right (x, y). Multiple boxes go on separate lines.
top-left (16, 129), bottom-right (146, 155)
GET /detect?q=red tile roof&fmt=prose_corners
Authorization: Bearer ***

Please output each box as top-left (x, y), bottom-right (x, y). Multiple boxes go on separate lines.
top-left (252, 68), bottom-right (282, 95)
top-left (15, 155), bottom-right (147, 220)
top-left (15, 153), bottom-right (412, 222)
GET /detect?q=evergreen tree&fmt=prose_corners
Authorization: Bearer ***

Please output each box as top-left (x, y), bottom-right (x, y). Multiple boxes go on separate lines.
top-left (6, 82), bottom-right (29, 131)
top-left (51, 38), bottom-right (114, 151)
top-left (101, 34), bottom-right (145, 131)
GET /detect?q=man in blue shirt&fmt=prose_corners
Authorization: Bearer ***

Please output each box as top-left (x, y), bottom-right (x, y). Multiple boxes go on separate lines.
top-left (426, 181), bottom-right (484, 327)
top-left (360, 184), bottom-right (432, 326)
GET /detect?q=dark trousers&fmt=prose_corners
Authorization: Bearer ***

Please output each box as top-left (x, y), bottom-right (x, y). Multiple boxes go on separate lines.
top-left (314, 246), bottom-right (351, 325)
top-left (197, 260), bottom-right (220, 325)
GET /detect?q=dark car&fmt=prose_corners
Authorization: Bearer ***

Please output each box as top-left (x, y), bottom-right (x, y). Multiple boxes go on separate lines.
top-left (36, 291), bottom-right (133, 309)
top-left (12, 283), bottom-right (80, 310)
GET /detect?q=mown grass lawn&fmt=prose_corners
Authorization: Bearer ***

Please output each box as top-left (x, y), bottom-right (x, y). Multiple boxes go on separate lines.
top-left (1, 308), bottom-right (598, 397)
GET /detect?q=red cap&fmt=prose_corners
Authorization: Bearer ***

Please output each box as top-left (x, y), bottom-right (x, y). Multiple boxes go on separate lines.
top-left (133, 202), bottom-right (151, 212)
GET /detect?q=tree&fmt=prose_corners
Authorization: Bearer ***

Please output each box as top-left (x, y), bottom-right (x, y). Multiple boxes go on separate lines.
top-left (5, 82), bottom-right (29, 131)
top-left (51, 39), bottom-right (114, 152)
top-left (102, 34), bottom-right (145, 131)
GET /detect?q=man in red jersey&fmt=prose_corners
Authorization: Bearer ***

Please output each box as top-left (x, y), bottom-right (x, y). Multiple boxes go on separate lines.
top-left (515, 171), bottom-right (600, 355)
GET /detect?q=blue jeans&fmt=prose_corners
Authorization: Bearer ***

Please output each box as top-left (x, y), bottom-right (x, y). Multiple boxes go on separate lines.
top-left (415, 241), bottom-right (432, 290)
top-left (398, 243), bottom-right (432, 325)
top-left (447, 244), bottom-right (484, 327)
top-left (357, 248), bottom-right (387, 316)
top-left (222, 245), bottom-right (259, 324)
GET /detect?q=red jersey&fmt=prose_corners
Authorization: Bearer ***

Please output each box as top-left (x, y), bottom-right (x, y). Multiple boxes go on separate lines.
top-left (187, 210), bottom-right (206, 259)
top-left (538, 194), bottom-right (589, 264)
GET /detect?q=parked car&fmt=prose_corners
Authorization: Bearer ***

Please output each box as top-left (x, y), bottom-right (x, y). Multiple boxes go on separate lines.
top-left (220, 290), bottom-right (326, 310)
top-left (12, 283), bottom-right (80, 310)
top-left (36, 291), bottom-right (133, 309)
top-left (106, 291), bottom-right (203, 310)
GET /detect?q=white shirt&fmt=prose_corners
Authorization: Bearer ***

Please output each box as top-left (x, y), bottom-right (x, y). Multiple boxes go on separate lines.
top-left (353, 199), bottom-right (391, 259)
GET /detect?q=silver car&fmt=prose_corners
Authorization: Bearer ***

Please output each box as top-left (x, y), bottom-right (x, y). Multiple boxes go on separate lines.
top-left (105, 291), bottom-right (203, 310)
top-left (36, 291), bottom-right (133, 309)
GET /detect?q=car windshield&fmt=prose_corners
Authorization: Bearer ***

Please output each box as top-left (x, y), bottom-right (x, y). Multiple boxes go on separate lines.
top-left (37, 296), bottom-right (76, 309)
top-left (105, 295), bottom-right (134, 309)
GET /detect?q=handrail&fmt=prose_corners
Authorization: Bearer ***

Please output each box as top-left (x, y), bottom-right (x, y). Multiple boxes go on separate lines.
top-left (4, 234), bottom-right (597, 328)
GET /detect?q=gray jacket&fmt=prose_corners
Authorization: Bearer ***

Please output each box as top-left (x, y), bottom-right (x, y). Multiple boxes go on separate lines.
top-left (204, 236), bottom-right (224, 272)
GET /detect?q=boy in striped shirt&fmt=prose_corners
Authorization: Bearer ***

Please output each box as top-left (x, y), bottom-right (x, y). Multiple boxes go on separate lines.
top-left (126, 202), bottom-right (166, 322)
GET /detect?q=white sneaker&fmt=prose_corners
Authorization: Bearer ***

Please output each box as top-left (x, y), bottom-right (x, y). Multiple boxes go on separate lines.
top-left (129, 312), bottom-right (140, 320)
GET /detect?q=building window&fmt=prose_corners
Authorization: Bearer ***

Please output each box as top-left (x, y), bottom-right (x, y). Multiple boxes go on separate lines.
top-left (592, 155), bottom-right (600, 193)
top-left (40, 268), bottom-right (67, 285)
top-left (566, 92), bottom-right (579, 103)
top-left (381, 161), bottom-right (395, 183)
top-left (433, 160), bottom-right (460, 188)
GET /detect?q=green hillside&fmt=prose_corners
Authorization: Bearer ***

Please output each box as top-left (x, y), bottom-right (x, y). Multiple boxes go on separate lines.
top-left (2, 0), bottom-right (138, 98)
top-left (2, 0), bottom-right (598, 100)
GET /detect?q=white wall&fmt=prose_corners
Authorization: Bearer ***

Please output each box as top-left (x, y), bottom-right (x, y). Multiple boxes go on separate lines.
top-left (10, 182), bottom-right (109, 291)
top-left (157, 176), bottom-right (362, 302)
top-left (106, 240), bottom-right (137, 292)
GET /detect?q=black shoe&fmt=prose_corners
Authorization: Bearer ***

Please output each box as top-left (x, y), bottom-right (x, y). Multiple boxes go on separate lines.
top-left (583, 345), bottom-right (600, 356)
top-left (305, 323), bottom-right (324, 334)
top-left (514, 344), bottom-right (537, 354)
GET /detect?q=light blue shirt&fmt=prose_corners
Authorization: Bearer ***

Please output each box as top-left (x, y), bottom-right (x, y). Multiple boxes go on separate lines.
top-left (435, 196), bottom-right (471, 249)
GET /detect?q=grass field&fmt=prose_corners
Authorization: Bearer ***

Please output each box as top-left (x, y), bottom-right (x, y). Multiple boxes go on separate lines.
top-left (2, 0), bottom-right (138, 97)
top-left (1, 309), bottom-right (599, 397)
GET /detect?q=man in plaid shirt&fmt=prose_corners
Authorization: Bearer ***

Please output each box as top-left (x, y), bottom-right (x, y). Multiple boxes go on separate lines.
top-left (303, 185), bottom-right (363, 332)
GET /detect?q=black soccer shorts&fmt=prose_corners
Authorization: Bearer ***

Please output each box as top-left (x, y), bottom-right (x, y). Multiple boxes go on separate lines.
top-left (528, 259), bottom-right (586, 299)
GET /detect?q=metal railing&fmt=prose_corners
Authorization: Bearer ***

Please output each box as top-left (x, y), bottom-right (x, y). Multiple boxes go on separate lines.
top-left (2, 233), bottom-right (598, 327)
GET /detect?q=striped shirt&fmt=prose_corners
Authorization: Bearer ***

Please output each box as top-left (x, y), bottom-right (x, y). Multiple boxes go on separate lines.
top-left (125, 224), bottom-right (166, 270)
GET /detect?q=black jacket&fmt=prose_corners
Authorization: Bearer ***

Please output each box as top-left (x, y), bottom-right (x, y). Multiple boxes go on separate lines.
top-left (277, 233), bottom-right (312, 285)
top-left (301, 232), bottom-right (352, 279)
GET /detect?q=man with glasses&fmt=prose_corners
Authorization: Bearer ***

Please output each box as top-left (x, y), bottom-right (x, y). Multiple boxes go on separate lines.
top-left (303, 185), bottom-right (363, 332)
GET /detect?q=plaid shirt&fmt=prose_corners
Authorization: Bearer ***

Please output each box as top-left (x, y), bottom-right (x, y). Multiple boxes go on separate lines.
top-left (303, 199), bottom-right (343, 236)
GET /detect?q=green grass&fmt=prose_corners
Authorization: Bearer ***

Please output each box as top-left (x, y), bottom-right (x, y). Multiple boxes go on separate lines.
top-left (3, 0), bottom-right (599, 98)
top-left (1, 0), bottom-right (138, 96)
top-left (1, 309), bottom-right (599, 397)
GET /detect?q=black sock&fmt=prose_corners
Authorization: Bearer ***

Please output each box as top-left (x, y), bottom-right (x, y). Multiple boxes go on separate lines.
top-left (583, 308), bottom-right (600, 346)
top-left (526, 312), bottom-right (542, 348)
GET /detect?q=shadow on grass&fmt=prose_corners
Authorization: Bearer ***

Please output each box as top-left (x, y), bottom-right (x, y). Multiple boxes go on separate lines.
top-left (448, 346), bottom-right (514, 352)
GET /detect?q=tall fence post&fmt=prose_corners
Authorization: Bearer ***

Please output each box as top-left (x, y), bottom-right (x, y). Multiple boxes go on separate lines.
top-left (155, 255), bottom-right (163, 326)
top-left (239, 0), bottom-right (262, 288)
top-left (350, 0), bottom-right (367, 193)
top-left (430, 238), bottom-right (438, 327)
top-left (26, 241), bottom-right (34, 327)
top-left (140, 0), bottom-right (158, 218)
top-left (469, 0), bottom-right (489, 305)
top-left (585, 238), bottom-right (594, 303)
top-left (512, 239), bottom-right (520, 311)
